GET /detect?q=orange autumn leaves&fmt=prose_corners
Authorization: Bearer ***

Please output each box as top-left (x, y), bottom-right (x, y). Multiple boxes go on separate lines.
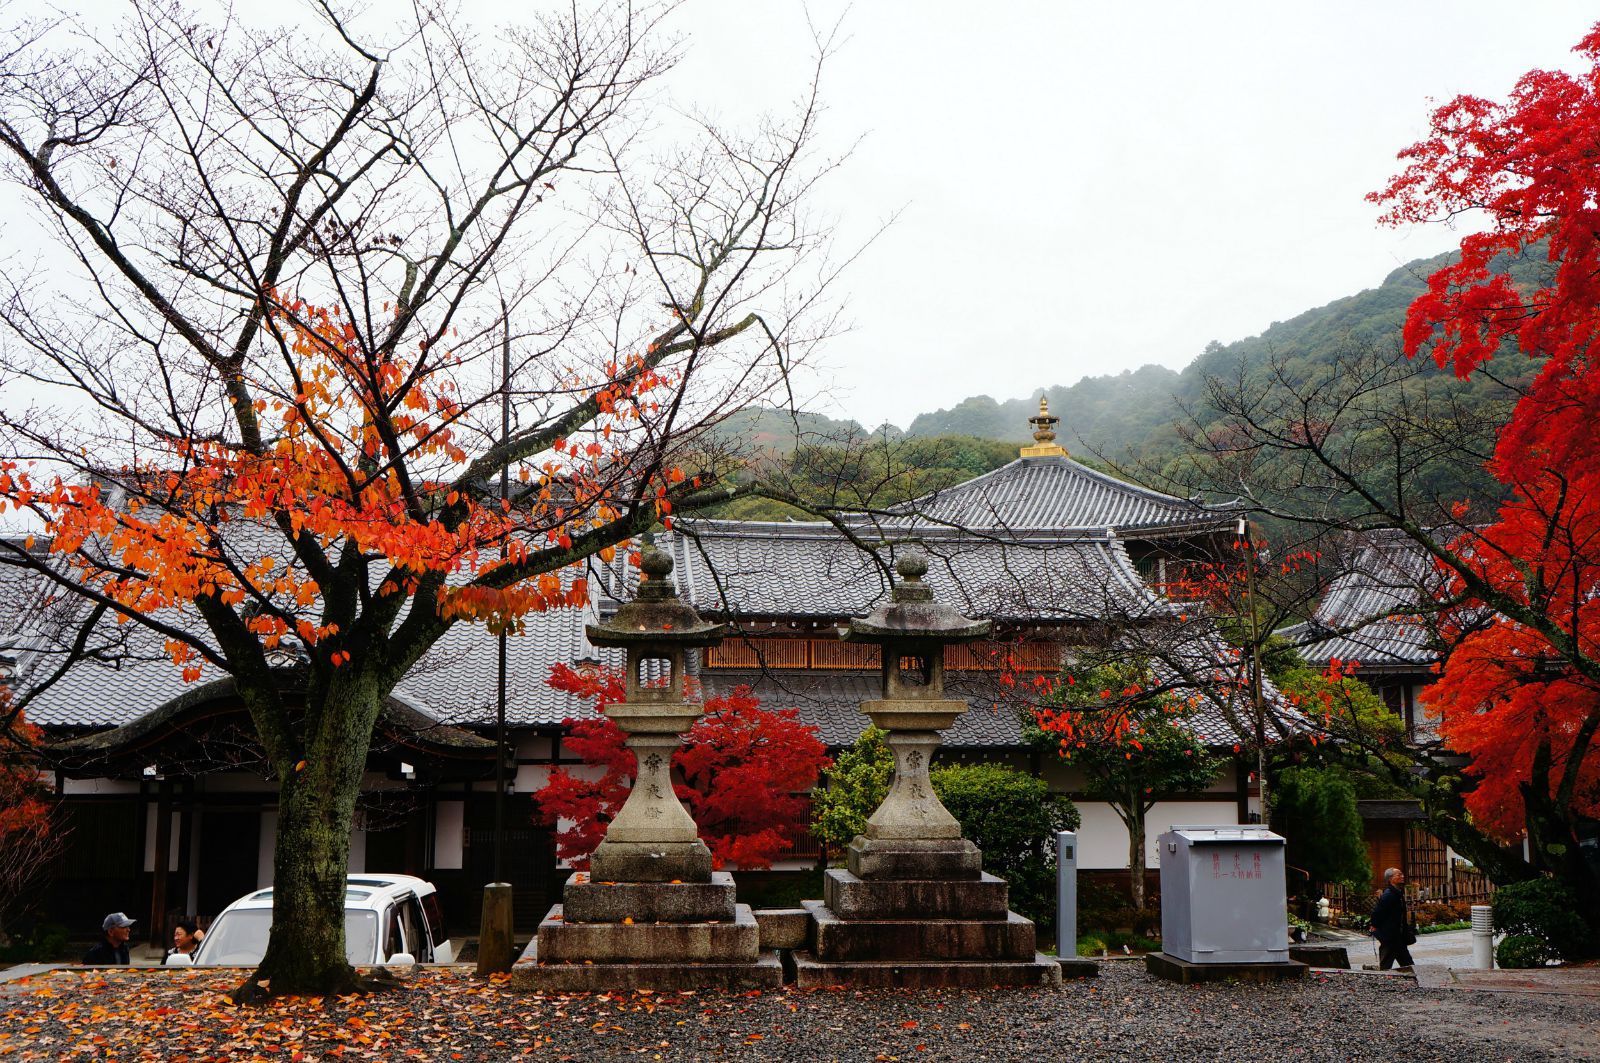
top-left (0, 295), bottom-right (680, 678)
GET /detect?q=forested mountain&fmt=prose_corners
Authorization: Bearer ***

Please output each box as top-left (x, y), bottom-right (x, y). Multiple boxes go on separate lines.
top-left (905, 252), bottom-right (1482, 450)
top-left (717, 247), bottom-right (1544, 513)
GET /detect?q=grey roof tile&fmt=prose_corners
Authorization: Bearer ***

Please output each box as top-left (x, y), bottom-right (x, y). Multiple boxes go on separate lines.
top-left (1289, 532), bottom-right (1442, 668)
top-left (882, 456), bottom-right (1236, 534)
top-left (609, 520), bottom-right (1172, 623)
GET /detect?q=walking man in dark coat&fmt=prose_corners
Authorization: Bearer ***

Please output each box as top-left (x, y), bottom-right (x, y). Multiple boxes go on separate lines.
top-left (82, 912), bottom-right (135, 965)
top-left (1367, 868), bottom-right (1415, 969)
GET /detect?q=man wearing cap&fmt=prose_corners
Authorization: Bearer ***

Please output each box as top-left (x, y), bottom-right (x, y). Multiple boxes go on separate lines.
top-left (83, 912), bottom-right (135, 965)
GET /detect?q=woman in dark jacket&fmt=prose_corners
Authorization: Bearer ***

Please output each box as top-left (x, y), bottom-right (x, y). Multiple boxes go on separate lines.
top-left (1368, 867), bottom-right (1415, 969)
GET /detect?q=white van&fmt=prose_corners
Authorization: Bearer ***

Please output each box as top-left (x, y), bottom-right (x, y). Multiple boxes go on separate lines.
top-left (184, 874), bottom-right (454, 967)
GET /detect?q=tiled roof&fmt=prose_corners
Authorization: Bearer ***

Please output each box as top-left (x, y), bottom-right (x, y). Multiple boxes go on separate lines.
top-left (700, 656), bottom-right (1291, 750)
top-left (700, 670), bottom-right (1024, 748)
top-left (615, 520), bottom-right (1171, 623)
top-left (14, 602), bottom-right (610, 732)
top-left (1287, 532), bottom-right (1442, 669)
top-left (881, 456), bottom-right (1236, 535)
top-left (4, 504), bottom-right (620, 732)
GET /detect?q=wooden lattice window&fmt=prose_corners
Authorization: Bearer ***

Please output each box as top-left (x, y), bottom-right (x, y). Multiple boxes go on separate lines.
top-left (811, 640), bottom-right (879, 670)
top-left (945, 641), bottom-right (1062, 672)
top-left (704, 638), bottom-right (808, 669)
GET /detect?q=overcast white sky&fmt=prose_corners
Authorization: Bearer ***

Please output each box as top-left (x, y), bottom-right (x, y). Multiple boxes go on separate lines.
top-left (652, 0), bottom-right (1598, 429)
top-left (13, 1), bottom-right (1598, 433)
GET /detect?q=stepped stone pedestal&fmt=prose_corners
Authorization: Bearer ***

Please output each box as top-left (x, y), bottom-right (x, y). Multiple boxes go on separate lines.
top-left (513, 547), bottom-right (779, 993)
top-left (792, 549), bottom-right (1061, 989)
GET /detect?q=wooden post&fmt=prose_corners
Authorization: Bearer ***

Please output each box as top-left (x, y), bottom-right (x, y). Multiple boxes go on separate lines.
top-left (149, 779), bottom-right (173, 950)
top-left (476, 882), bottom-right (515, 975)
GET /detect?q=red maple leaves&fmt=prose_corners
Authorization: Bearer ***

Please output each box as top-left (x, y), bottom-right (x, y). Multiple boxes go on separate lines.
top-left (533, 663), bottom-right (830, 868)
top-left (1372, 22), bottom-right (1600, 839)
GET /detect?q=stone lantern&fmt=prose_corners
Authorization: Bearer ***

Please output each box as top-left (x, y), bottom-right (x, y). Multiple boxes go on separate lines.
top-left (841, 547), bottom-right (991, 878)
top-left (583, 544), bottom-right (727, 883)
top-left (517, 544), bottom-right (781, 992)
top-left (792, 543), bottom-right (1061, 988)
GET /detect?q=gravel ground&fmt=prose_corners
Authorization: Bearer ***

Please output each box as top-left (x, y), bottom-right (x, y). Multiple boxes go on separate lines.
top-left (0, 962), bottom-right (1595, 1061)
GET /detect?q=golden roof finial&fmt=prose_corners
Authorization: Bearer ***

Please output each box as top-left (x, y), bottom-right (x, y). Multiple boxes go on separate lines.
top-left (1020, 395), bottom-right (1067, 458)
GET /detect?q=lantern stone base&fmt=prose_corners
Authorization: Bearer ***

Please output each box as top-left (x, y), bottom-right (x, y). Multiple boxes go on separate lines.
top-left (533, 903), bottom-right (760, 963)
top-left (846, 837), bottom-right (982, 880)
top-left (791, 951), bottom-right (1062, 989)
top-left (589, 838), bottom-right (713, 883)
top-left (803, 900), bottom-right (1037, 962)
top-left (563, 871), bottom-right (737, 923)
top-left (516, 873), bottom-right (779, 991)
top-left (822, 868), bottom-right (1009, 919)
top-left (515, 946), bottom-right (783, 992)
top-left (798, 875), bottom-right (1059, 988)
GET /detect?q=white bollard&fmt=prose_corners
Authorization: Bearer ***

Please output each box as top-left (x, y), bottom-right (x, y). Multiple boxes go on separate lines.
top-left (1471, 904), bottom-right (1494, 969)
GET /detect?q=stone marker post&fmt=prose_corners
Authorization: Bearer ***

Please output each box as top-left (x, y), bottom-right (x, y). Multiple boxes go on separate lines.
top-left (792, 546), bottom-right (1061, 987)
top-left (514, 546), bottom-right (781, 991)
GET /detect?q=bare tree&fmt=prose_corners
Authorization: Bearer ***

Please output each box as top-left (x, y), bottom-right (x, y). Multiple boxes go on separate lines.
top-left (0, 0), bottom-right (845, 996)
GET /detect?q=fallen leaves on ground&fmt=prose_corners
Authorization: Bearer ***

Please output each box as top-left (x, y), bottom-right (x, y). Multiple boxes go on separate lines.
top-left (0, 968), bottom-right (988, 1061)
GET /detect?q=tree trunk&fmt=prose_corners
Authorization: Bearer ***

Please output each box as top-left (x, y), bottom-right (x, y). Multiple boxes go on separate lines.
top-left (244, 678), bottom-right (385, 998)
top-left (1129, 810), bottom-right (1147, 911)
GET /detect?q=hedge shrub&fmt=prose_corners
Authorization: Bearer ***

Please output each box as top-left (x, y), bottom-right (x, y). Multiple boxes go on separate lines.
top-left (1492, 878), bottom-right (1598, 962)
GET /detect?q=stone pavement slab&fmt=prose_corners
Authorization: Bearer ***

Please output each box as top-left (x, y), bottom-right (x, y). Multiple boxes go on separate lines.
top-left (1413, 965), bottom-right (1600, 997)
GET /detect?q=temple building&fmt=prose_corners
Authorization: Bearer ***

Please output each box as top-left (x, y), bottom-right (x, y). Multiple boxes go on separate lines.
top-left (4, 401), bottom-right (1301, 942)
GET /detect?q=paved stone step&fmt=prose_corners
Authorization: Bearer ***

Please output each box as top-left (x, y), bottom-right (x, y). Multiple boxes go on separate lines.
top-left (535, 903), bottom-right (760, 964)
top-left (513, 945), bottom-right (783, 992)
top-left (823, 868), bottom-right (1009, 919)
top-left (560, 871), bottom-right (737, 923)
top-left (791, 950), bottom-right (1062, 989)
top-left (804, 900), bottom-right (1038, 962)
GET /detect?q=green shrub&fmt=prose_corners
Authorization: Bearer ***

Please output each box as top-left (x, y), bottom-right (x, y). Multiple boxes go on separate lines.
top-left (1497, 934), bottom-right (1554, 969)
top-left (1418, 920), bottom-right (1471, 934)
top-left (1077, 935), bottom-right (1106, 957)
top-left (810, 728), bottom-right (893, 853)
top-left (1492, 879), bottom-right (1598, 961)
top-left (930, 762), bottom-right (1079, 934)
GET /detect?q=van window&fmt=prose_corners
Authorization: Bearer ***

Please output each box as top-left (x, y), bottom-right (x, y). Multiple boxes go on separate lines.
top-left (421, 892), bottom-right (446, 947)
top-left (396, 896), bottom-right (430, 962)
top-left (383, 906), bottom-right (405, 962)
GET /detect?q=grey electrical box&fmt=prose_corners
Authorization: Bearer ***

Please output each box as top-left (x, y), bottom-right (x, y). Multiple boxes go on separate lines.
top-left (1158, 824), bottom-right (1289, 964)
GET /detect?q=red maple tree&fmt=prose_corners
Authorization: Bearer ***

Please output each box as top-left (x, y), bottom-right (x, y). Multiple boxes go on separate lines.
top-left (1369, 21), bottom-right (1600, 903)
top-left (0, 698), bottom-right (62, 946)
top-left (534, 662), bottom-right (830, 869)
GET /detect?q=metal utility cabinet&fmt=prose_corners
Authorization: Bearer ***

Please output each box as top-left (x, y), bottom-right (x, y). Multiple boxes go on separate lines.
top-left (1158, 825), bottom-right (1289, 964)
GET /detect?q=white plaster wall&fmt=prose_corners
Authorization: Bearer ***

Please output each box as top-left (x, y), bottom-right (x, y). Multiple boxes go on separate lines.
top-left (433, 801), bottom-right (464, 871)
top-left (513, 763), bottom-right (552, 793)
top-left (1075, 802), bottom-right (1132, 869)
top-left (1074, 800), bottom-right (1242, 869)
top-left (257, 811), bottom-right (277, 889)
top-left (1144, 801), bottom-right (1242, 868)
top-left (61, 777), bottom-right (140, 796)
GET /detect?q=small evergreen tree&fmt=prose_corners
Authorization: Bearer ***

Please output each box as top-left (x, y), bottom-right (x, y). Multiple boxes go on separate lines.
top-left (809, 727), bottom-right (893, 854)
top-left (1269, 766), bottom-right (1371, 896)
